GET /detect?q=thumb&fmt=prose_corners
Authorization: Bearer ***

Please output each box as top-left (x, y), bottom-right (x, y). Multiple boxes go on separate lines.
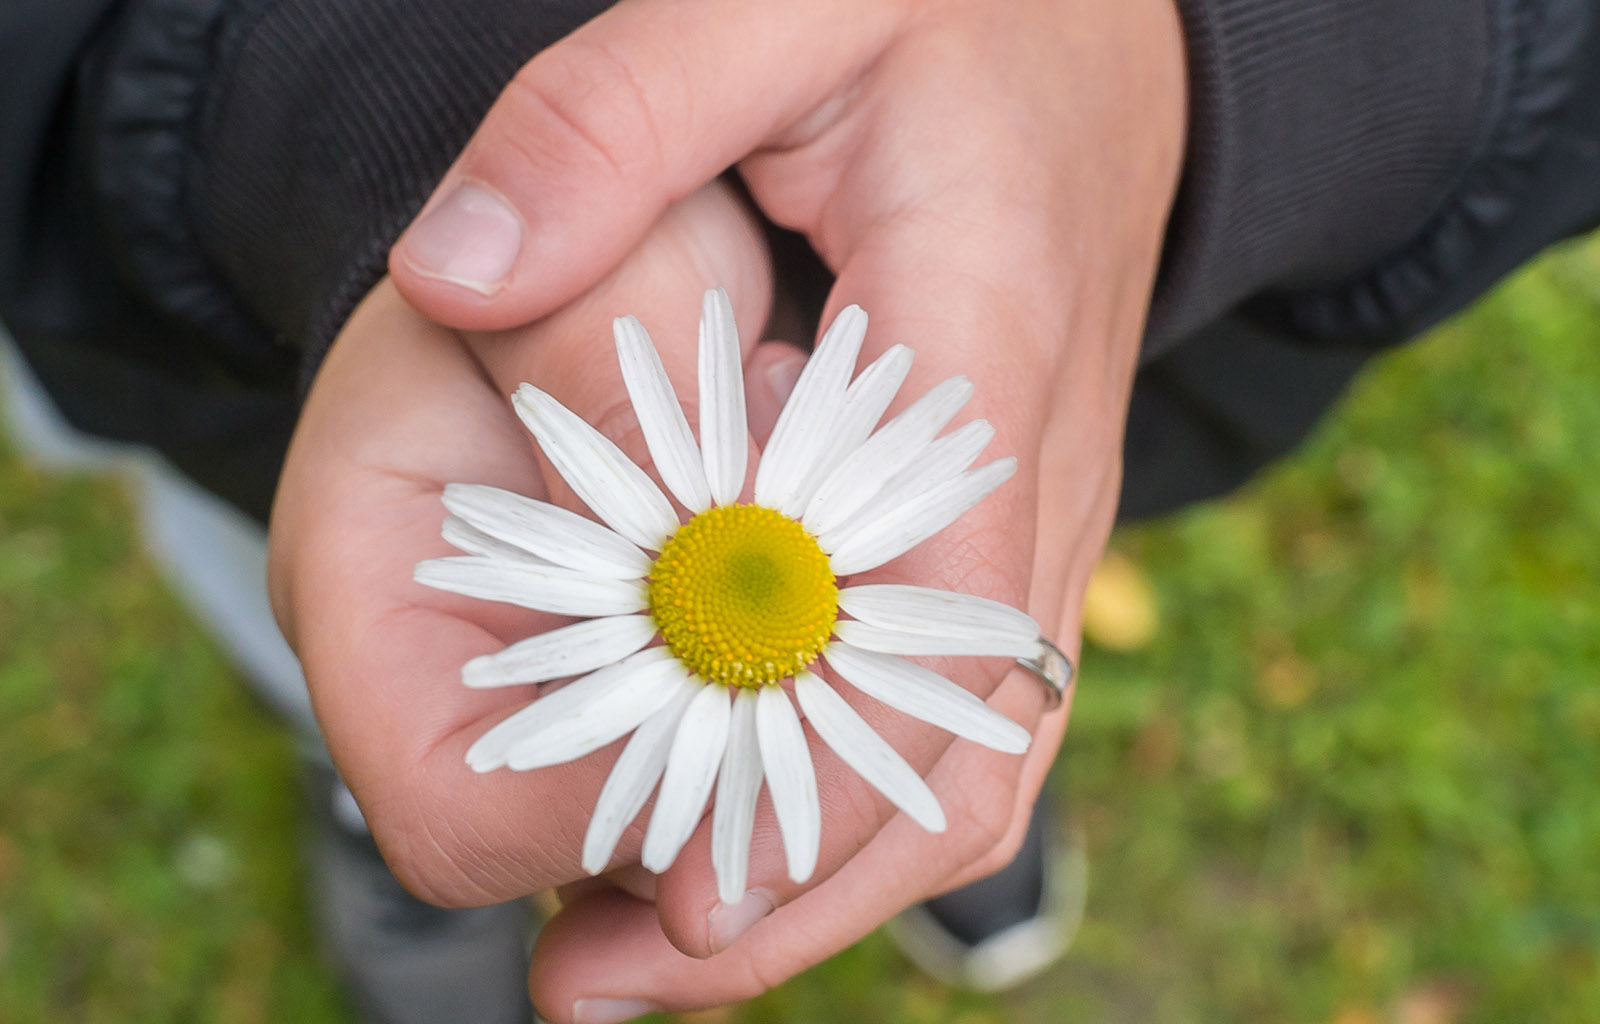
top-left (389, 0), bottom-right (895, 331)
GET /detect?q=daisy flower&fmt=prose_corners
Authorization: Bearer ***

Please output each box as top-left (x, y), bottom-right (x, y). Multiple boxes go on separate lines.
top-left (415, 289), bottom-right (1044, 903)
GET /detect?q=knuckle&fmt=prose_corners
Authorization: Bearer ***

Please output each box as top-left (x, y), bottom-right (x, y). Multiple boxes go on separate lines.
top-left (738, 957), bottom-right (788, 999)
top-left (959, 800), bottom-right (1015, 866)
top-left (967, 818), bottom-right (1028, 880)
top-left (733, 939), bottom-right (813, 999)
top-left (816, 771), bottom-right (894, 851)
top-left (722, 909), bottom-right (863, 1000)
top-left (370, 786), bottom-right (509, 909)
top-left (588, 392), bottom-right (653, 464)
top-left (371, 819), bottom-right (459, 907)
top-left (590, 388), bottom-right (703, 479)
top-left (506, 37), bottom-right (666, 181)
top-left (948, 764), bottom-right (1022, 867)
top-left (373, 815), bottom-right (466, 907)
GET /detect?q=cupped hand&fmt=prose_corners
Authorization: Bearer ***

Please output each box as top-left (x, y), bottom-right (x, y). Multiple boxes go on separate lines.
top-left (349, 0), bottom-right (1184, 1017)
top-left (269, 183), bottom-right (775, 901)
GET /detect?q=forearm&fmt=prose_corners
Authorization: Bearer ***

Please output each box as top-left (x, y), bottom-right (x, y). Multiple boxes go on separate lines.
top-left (20, 0), bottom-right (1599, 376)
top-left (9, 0), bottom-right (1600, 528)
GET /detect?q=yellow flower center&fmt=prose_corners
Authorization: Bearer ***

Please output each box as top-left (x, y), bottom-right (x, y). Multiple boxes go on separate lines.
top-left (648, 504), bottom-right (838, 688)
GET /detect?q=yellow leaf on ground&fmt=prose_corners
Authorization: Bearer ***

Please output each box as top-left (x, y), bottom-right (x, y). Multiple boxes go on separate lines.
top-left (1082, 551), bottom-right (1159, 652)
top-left (1394, 979), bottom-right (1471, 1024)
top-left (1257, 652), bottom-right (1317, 709)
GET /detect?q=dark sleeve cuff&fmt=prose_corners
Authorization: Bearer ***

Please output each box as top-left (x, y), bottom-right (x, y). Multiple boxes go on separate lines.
top-left (1149, 0), bottom-right (1591, 354)
top-left (89, 0), bottom-right (614, 386)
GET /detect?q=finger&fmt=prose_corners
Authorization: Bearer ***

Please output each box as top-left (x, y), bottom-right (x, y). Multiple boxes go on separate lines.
top-left (389, 0), bottom-right (899, 330)
top-left (941, 665), bottom-right (1074, 893)
top-left (929, 405), bottom-right (1125, 894)
top-left (741, 341), bottom-right (806, 447)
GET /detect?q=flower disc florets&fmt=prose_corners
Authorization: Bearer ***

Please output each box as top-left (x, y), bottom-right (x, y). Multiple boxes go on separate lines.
top-left (648, 503), bottom-right (838, 688)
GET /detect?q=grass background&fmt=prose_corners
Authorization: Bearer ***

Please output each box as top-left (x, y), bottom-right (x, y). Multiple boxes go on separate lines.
top-left (3, 238), bottom-right (1598, 1023)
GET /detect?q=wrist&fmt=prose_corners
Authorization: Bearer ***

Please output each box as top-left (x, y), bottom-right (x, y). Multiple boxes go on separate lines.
top-left (974, 0), bottom-right (1185, 391)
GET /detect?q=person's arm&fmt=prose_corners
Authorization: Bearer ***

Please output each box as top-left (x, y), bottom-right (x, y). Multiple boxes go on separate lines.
top-left (1121, 0), bottom-right (1598, 520)
top-left (10, 0), bottom-right (1593, 406)
top-left (0, 0), bottom-right (616, 520)
top-left (356, 5), bottom-right (1598, 1016)
top-left (0, 0), bottom-right (300, 518)
top-left (1155, 0), bottom-right (1596, 353)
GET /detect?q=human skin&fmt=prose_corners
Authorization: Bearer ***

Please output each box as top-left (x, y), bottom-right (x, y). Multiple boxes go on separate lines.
top-left (271, 0), bottom-right (1187, 1019)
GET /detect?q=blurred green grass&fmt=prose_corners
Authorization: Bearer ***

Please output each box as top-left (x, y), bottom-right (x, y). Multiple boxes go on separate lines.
top-left (3, 238), bottom-right (1599, 1024)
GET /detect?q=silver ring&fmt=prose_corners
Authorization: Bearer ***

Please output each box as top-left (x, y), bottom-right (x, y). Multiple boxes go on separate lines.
top-left (1017, 638), bottom-right (1075, 709)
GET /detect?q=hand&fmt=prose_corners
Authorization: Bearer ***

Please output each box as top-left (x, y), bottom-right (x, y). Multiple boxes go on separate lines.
top-left (268, 183), bottom-right (775, 902)
top-left (382, 0), bottom-right (1186, 1017)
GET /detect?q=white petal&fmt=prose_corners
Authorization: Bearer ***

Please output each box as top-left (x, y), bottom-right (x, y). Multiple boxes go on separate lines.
top-left (711, 689), bottom-right (763, 903)
top-left (443, 483), bottom-right (651, 578)
top-left (441, 515), bottom-right (552, 564)
top-left (465, 647), bottom-right (673, 772)
top-left (860, 419), bottom-right (994, 524)
top-left (641, 683), bottom-right (732, 872)
top-left (461, 615), bottom-right (658, 688)
top-left (834, 620), bottom-right (1040, 659)
top-left (512, 384), bottom-right (679, 550)
top-left (755, 684), bottom-right (820, 884)
top-left (803, 376), bottom-right (973, 536)
top-left (822, 457), bottom-right (1018, 576)
top-left (838, 583), bottom-right (1039, 642)
top-left (582, 676), bottom-right (699, 874)
top-left (793, 671), bottom-right (945, 832)
top-left (698, 288), bottom-right (748, 506)
top-left (823, 643), bottom-right (1031, 754)
top-left (506, 654), bottom-right (689, 770)
top-left (789, 345), bottom-right (913, 513)
top-left (414, 556), bottom-right (647, 616)
top-left (614, 315), bottom-right (713, 514)
top-left (753, 305), bottom-right (868, 515)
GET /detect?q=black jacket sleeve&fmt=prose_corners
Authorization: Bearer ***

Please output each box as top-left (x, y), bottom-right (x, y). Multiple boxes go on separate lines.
top-left (1156, 0), bottom-right (1595, 352)
top-left (1123, 0), bottom-right (1600, 517)
top-left (0, 0), bottom-right (612, 520)
top-left (0, 0), bottom-right (301, 518)
top-left (3, 0), bottom-right (1599, 522)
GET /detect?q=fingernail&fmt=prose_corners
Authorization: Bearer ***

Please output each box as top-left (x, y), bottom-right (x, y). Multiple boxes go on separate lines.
top-left (707, 888), bottom-right (777, 955)
top-left (571, 997), bottom-right (661, 1024)
top-left (766, 358), bottom-right (804, 405)
top-left (401, 181), bottom-right (521, 293)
